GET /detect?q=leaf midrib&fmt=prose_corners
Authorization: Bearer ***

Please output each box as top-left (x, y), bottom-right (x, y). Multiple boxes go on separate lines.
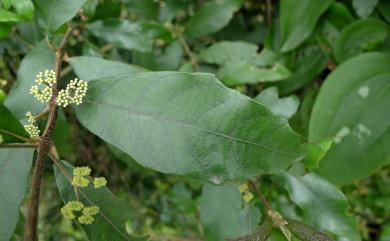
top-left (84, 100), bottom-right (299, 156)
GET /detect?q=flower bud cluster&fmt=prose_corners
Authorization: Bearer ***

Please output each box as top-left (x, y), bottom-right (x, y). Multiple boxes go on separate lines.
top-left (23, 111), bottom-right (40, 138)
top-left (71, 166), bottom-right (107, 189)
top-left (57, 78), bottom-right (88, 107)
top-left (61, 200), bottom-right (99, 225)
top-left (30, 69), bottom-right (56, 102)
top-left (239, 183), bottom-right (254, 203)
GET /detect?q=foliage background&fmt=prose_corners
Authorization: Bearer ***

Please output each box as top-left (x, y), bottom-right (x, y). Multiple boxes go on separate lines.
top-left (0, 0), bottom-right (389, 241)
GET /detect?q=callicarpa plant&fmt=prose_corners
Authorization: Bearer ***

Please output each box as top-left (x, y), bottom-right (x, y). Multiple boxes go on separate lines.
top-left (0, 0), bottom-right (389, 241)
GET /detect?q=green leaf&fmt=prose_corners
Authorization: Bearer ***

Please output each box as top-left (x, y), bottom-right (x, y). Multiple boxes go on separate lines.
top-left (0, 148), bottom-right (33, 241)
top-left (276, 46), bottom-right (328, 95)
top-left (88, 19), bottom-right (169, 52)
top-left (379, 224), bottom-right (390, 241)
top-left (0, 22), bottom-right (13, 38)
top-left (302, 139), bottom-right (334, 169)
top-left (201, 183), bottom-right (261, 241)
top-left (185, 0), bottom-right (243, 38)
top-left (0, 9), bottom-right (22, 22)
top-left (279, 0), bottom-right (333, 52)
top-left (255, 87), bottom-right (299, 119)
top-left (54, 160), bottom-right (148, 241)
top-left (4, 41), bottom-right (54, 119)
top-left (33, 0), bottom-right (86, 33)
top-left (352, 0), bottom-right (379, 18)
top-left (218, 61), bottom-right (291, 85)
top-left (378, 0), bottom-right (390, 23)
top-left (70, 56), bottom-right (145, 81)
top-left (285, 219), bottom-right (335, 241)
top-left (75, 71), bottom-right (303, 181)
top-left (199, 41), bottom-right (259, 65)
top-left (275, 173), bottom-right (361, 241)
top-left (324, 2), bottom-right (354, 30)
top-left (0, 104), bottom-right (29, 143)
top-left (227, 217), bottom-right (273, 241)
top-left (12, 0), bottom-right (34, 20)
top-left (333, 19), bottom-right (389, 64)
top-left (309, 53), bottom-right (390, 184)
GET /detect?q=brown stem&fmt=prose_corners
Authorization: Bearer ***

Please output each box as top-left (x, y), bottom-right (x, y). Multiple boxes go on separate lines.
top-left (0, 128), bottom-right (30, 142)
top-left (0, 143), bottom-right (37, 148)
top-left (175, 28), bottom-right (199, 70)
top-left (248, 181), bottom-right (273, 211)
top-left (23, 25), bottom-right (73, 241)
top-left (265, 0), bottom-right (272, 28)
top-left (150, 235), bottom-right (203, 241)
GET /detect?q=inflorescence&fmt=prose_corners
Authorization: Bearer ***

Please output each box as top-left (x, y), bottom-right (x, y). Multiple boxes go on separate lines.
top-left (24, 111), bottom-right (40, 138)
top-left (61, 166), bottom-right (107, 225)
top-left (61, 201), bottom-right (99, 225)
top-left (29, 69), bottom-right (88, 107)
top-left (239, 183), bottom-right (254, 203)
top-left (25, 69), bottom-right (88, 138)
top-left (57, 78), bottom-right (88, 107)
top-left (30, 70), bottom-right (56, 102)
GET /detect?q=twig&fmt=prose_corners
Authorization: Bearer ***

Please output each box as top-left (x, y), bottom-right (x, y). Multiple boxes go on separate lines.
top-left (23, 25), bottom-right (73, 241)
top-left (248, 181), bottom-right (273, 211)
top-left (150, 235), bottom-right (203, 241)
top-left (0, 143), bottom-right (37, 149)
top-left (265, 0), bottom-right (272, 28)
top-left (0, 129), bottom-right (30, 142)
top-left (35, 105), bottom-right (50, 120)
top-left (175, 28), bottom-right (199, 70)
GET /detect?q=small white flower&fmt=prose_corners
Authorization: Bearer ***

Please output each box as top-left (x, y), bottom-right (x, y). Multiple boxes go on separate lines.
top-left (30, 69), bottom-right (56, 102)
top-left (24, 111), bottom-right (40, 138)
top-left (57, 78), bottom-right (88, 107)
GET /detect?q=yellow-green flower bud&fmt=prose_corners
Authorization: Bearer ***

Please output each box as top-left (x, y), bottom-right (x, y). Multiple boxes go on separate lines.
top-left (66, 201), bottom-right (84, 211)
top-left (71, 176), bottom-right (90, 187)
top-left (239, 183), bottom-right (248, 193)
top-left (83, 205), bottom-right (99, 216)
top-left (93, 177), bottom-right (107, 188)
top-left (243, 192), bottom-right (254, 203)
top-left (73, 166), bottom-right (91, 176)
top-left (78, 214), bottom-right (94, 225)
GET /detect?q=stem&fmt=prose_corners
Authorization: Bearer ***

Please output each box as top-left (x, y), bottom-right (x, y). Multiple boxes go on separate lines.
top-left (0, 143), bottom-right (37, 149)
top-left (150, 235), bottom-right (203, 241)
top-left (248, 181), bottom-right (273, 211)
top-left (175, 29), bottom-right (199, 70)
top-left (23, 25), bottom-right (73, 241)
top-left (0, 128), bottom-right (30, 142)
top-left (265, 0), bottom-right (272, 28)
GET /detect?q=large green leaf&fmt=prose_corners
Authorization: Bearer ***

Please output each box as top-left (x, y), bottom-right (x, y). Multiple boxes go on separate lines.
top-left (70, 56), bottom-right (145, 81)
top-left (378, 0), bottom-right (390, 23)
top-left (201, 183), bottom-right (261, 241)
top-left (33, 0), bottom-right (86, 33)
top-left (75, 71), bottom-right (303, 181)
top-left (199, 41), bottom-right (259, 65)
top-left (0, 9), bottom-right (22, 22)
top-left (279, 0), bottom-right (333, 52)
top-left (333, 19), bottom-right (389, 64)
top-left (185, 0), bottom-right (243, 38)
top-left (380, 224), bottom-right (390, 241)
top-left (275, 173), bottom-right (361, 241)
top-left (0, 149), bottom-right (33, 241)
top-left (217, 61), bottom-right (291, 85)
top-left (255, 87), bottom-right (299, 119)
top-left (309, 53), bottom-right (390, 184)
top-left (54, 161), bottom-right (148, 241)
top-left (276, 46), bottom-right (328, 95)
top-left (5, 41), bottom-right (54, 119)
top-left (352, 0), bottom-right (379, 18)
top-left (12, 0), bottom-right (34, 20)
top-left (88, 20), bottom-right (169, 52)
top-left (0, 104), bottom-right (29, 143)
